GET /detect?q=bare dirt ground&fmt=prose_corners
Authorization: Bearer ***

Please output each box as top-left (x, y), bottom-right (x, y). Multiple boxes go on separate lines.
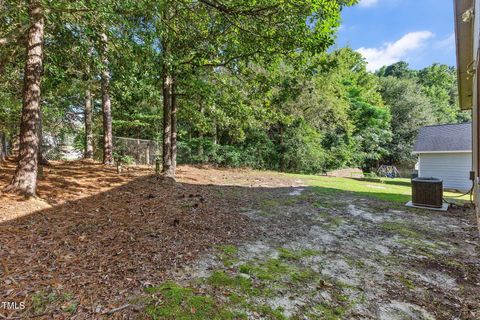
top-left (177, 189), bottom-right (479, 320)
top-left (0, 160), bottom-right (479, 319)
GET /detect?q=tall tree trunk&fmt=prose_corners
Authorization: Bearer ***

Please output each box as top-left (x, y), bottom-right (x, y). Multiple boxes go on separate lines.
top-left (0, 131), bottom-right (6, 162)
top-left (84, 89), bottom-right (93, 159)
top-left (37, 108), bottom-right (49, 166)
top-left (37, 110), bottom-right (44, 179)
top-left (10, 129), bottom-right (18, 156)
top-left (6, 0), bottom-right (43, 196)
top-left (162, 65), bottom-right (173, 176)
top-left (170, 75), bottom-right (177, 175)
top-left (100, 32), bottom-right (113, 165)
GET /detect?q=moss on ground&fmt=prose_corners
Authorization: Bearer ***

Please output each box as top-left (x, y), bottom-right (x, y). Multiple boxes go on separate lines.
top-left (208, 271), bottom-right (256, 294)
top-left (343, 256), bottom-right (366, 269)
top-left (398, 275), bottom-right (416, 290)
top-left (278, 247), bottom-right (319, 261)
top-left (30, 290), bottom-right (77, 316)
top-left (217, 245), bottom-right (240, 267)
top-left (290, 269), bottom-right (317, 283)
top-left (309, 303), bottom-right (347, 319)
top-left (379, 221), bottom-right (420, 238)
top-left (142, 246), bottom-right (358, 319)
top-left (239, 258), bottom-right (291, 281)
top-left (144, 282), bottom-right (246, 320)
top-left (260, 199), bottom-right (281, 213)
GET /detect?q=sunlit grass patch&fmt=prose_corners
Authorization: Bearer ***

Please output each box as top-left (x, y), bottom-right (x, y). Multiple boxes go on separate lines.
top-left (287, 174), bottom-right (470, 204)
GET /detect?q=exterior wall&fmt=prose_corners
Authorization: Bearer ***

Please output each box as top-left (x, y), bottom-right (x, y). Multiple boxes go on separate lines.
top-left (474, 95), bottom-right (479, 230)
top-left (475, 0), bottom-right (480, 233)
top-left (418, 153), bottom-right (473, 191)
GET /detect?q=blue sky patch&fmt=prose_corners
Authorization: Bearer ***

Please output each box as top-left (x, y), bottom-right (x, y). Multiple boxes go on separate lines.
top-left (335, 0), bottom-right (456, 71)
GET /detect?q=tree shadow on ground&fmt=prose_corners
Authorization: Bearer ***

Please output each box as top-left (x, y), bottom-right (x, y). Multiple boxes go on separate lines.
top-left (0, 174), bottom-right (270, 318)
top-left (0, 164), bottom-right (477, 319)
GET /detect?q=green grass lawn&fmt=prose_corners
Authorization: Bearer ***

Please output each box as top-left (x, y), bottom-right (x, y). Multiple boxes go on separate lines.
top-left (289, 174), bottom-right (470, 204)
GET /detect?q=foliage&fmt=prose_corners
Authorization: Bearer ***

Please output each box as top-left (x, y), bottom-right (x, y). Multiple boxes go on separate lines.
top-left (417, 63), bottom-right (468, 123)
top-left (376, 61), bottom-right (469, 164)
top-left (0, 1), bottom-right (468, 176)
top-left (378, 76), bottom-right (434, 164)
top-left (174, 48), bottom-right (395, 172)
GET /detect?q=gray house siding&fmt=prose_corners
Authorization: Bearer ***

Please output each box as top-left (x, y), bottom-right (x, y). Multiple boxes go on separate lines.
top-left (418, 152), bottom-right (472, 191)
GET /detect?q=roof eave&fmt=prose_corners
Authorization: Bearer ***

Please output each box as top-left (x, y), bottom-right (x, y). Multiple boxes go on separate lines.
top-left (412, 150), bottom-right (472, 154)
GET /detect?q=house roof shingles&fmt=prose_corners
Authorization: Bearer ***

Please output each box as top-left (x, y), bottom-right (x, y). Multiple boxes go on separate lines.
top-left (413, 123), bottom-right (472, 153)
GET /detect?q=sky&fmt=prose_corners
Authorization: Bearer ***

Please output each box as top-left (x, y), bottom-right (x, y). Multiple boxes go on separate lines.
top-left (335, 0), bottom-right (456, 71)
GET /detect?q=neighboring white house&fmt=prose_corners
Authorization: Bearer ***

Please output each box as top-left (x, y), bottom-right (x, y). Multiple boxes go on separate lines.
top-left (413, 123), bottom-right (473, 192)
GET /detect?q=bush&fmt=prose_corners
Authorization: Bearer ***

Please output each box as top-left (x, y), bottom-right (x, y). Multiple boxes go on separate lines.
top-left (177, 130), bottom-right (278, 170)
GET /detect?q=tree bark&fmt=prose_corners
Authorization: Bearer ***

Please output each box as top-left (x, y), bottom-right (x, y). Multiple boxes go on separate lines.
top-left (37, 108), bottom-right (49, 166)
top-left (84, 89), bottom-right (94, 159)
top-left (100, 32), bottom-right (113, 165)
top-left (11, 131), bottom-right (18, 156)
top-left (162, 65), bottom-right (173, 176)
top-left (0, 131), bottom-right (6, 162)
top-left (170, 75), bottom-right (177, 174)
top-left (6, 0), bottom-right (43, 196)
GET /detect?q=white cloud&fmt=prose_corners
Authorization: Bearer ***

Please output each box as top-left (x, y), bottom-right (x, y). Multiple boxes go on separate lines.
top-left (358, 0), bottom-right (379, 7)
top-left (356, 31), bottom-right (435, 71)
